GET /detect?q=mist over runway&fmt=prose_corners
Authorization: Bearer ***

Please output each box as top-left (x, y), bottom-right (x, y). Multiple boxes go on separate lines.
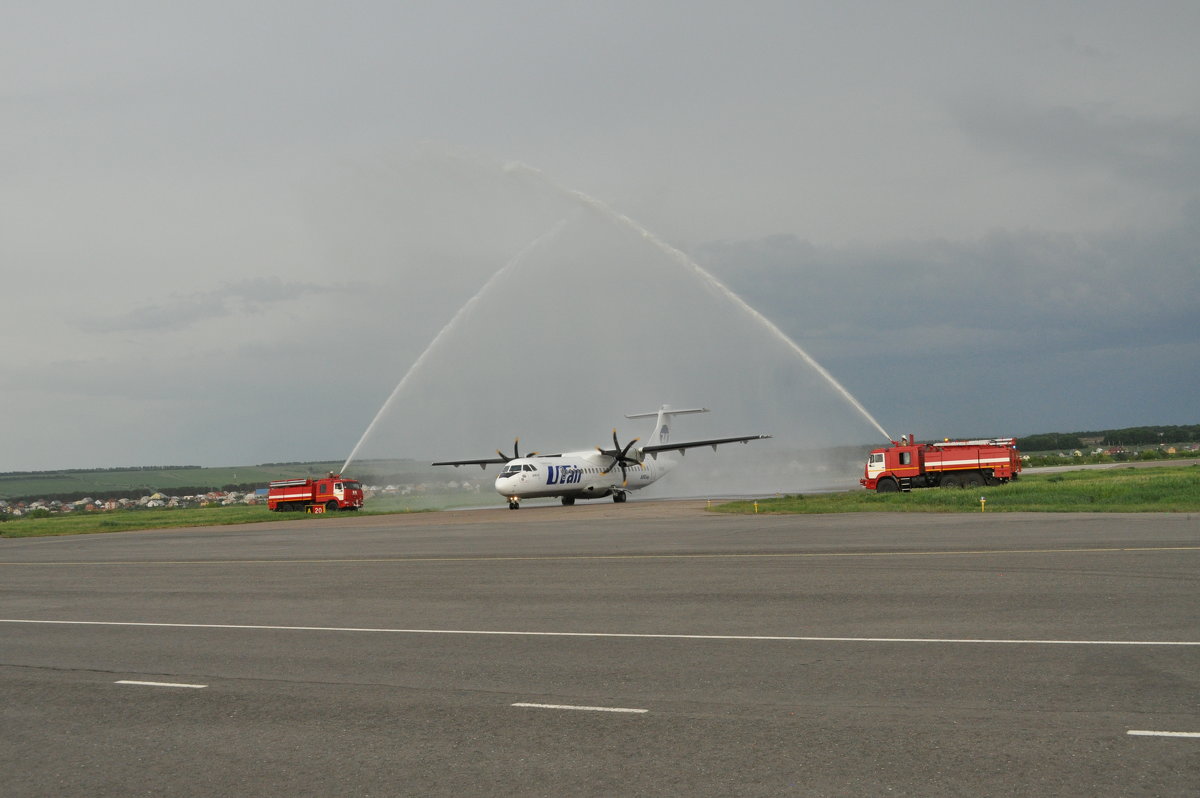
top-left (336, 152), bottom-right (886, 497)
top-left (2, 505), bottom-right (1197, 796)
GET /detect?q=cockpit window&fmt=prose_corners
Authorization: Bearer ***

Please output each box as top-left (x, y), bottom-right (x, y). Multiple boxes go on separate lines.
top-left (500, 465), bottom-right (521, 477)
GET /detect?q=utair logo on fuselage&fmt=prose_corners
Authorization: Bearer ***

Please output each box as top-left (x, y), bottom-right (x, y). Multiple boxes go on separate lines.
top-left (545, 465), bottom-right (582, 485)
top-left (431, 405), bottom-right (771, 510)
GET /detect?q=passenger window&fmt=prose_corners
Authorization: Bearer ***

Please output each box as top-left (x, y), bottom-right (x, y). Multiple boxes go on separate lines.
top-left (900, 452), bottom-right (911, 465)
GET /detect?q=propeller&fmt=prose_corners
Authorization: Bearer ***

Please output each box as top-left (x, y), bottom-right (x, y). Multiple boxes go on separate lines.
top-left (497, 439), bottom-right (536, 463)
top-left (597, 429), bottom-right (641, 485)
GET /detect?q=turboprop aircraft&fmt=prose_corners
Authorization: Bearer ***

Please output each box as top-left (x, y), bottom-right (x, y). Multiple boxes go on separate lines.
top-left (433, 405), bottom-right (770, 509)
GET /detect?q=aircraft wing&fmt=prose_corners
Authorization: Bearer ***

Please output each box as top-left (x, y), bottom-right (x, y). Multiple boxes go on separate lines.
top-left (641, 434), bottom-right (771, 458)
top-left (431, 457), bottom-right (508, 470)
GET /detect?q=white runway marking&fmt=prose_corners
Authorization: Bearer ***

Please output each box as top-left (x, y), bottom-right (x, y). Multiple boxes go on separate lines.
top-left (115, 680), bottom-right (207, 689)
top-left (1127, 730), bottom-right (1200, 738)
top-left (2, 544), bottom-right (1196, 567)
top-left (3, 618), bottom-right (1197, 647)
top-left (513, 702), bottom-right (647, 714)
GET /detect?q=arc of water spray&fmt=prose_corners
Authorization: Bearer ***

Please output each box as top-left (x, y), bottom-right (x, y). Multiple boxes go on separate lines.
top-left (340, 219), bottom-right (570, 472)
top-left (504, 162), bottom-right (892, 442)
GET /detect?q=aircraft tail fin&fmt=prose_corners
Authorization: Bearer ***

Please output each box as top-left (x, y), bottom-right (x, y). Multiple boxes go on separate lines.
top-left (625, 405), bottom-right (708, 446)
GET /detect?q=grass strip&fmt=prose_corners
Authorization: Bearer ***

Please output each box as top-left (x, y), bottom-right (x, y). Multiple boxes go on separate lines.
top-left (713, 465), bottom-right (1200, 514)
top-left (0, 496), bottom-right (473, 538)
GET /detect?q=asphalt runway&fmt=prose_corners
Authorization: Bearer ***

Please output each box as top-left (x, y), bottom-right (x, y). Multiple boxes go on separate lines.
top-left (2, 502), bottom-right (1197, 797)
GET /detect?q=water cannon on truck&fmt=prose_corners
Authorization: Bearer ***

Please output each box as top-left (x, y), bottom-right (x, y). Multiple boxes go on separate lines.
top-left (861, 435), bottom-right (1021, 493)
top-left (267, 473), bottom-right (364, 512)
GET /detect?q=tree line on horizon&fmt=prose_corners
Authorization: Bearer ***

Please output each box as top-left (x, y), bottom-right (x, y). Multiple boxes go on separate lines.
top-left (1017, 424), bottom-right (1200, 452)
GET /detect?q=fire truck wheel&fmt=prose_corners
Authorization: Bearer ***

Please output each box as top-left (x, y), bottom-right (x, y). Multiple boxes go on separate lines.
top-left (875, 478), bottom-right (899, 493)
top-left (941, 474), bottom-right (963, 489)
top-left (963, 472), bottom-right (984, 488)
top-left (325, 501), bottom-right (339, 512)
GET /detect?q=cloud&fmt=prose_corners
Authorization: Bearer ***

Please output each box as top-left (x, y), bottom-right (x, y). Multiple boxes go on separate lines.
top-left (951, 96), bottom-right (1200, 194)
top-left (698, 211), bottom-right (1200, 362)
top-left (694, 209), bottom-right (1200, 437)
top-left (76, 277), bottom-right (346, 333)
top-left (5, 4), bottom-right (1200, 472)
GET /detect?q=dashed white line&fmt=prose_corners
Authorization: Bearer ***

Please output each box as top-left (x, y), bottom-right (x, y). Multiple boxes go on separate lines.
top-left (115, 680), bottom-right (207, 689)
top-left (512, 702), bottom-right (647, 714)
top-left (1127, 730), bottom-right (1200, 738)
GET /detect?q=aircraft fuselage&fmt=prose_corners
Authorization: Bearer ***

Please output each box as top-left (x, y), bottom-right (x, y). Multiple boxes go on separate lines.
top-left (495, 450), bottom-right (676, 506)
top-left (431, 404), bottom-right (770, 510)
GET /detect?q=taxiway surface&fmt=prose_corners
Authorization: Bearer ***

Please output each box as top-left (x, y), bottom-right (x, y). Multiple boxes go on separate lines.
top-left (2, 502), bottom-right (1197, 796)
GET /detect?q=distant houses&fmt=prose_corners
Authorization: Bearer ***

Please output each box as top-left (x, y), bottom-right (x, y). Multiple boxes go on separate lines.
top-left (0, 489), bottom-right (263, 517)
top-left (0, 479), bottom-right (491, 518)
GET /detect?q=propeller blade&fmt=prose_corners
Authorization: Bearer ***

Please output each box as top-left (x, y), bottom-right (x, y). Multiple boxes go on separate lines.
top-left (599, 431), bottom-right (640, 477)
top-left (497, 438), bottom-right (530, 463)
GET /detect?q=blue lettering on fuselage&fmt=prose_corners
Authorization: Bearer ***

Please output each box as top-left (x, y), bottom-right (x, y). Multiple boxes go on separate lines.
top-left (546, 465), bottom-right (583, 485)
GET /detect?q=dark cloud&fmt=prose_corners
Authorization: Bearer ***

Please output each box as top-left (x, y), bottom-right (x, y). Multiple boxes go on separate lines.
top-left (699, 210), bottom-right (1199, 355)
top-left (950, 96), bottom-right (1200, 193)
top-left (697, 213), bottom-right (1200, 436)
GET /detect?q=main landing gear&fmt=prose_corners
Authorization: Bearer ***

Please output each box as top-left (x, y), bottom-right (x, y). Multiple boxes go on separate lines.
top-left (612, 491), bottom-right (627, 503)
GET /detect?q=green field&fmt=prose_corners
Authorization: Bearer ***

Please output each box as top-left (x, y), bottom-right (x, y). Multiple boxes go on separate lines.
top-left (0, 462), bottom-right (340, 500)
top-left (714, 465), bottom-right (1200, 514)
top-left (0, 460), bottom-right (458, 501)
top-left (0, 490), bottom-right (499, 539)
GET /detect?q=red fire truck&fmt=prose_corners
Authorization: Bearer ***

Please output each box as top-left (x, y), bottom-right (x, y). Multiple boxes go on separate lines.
top-left (267, 474), bottom-right (364, 512)
top-left (861, 436), bottom-right (1021, 492)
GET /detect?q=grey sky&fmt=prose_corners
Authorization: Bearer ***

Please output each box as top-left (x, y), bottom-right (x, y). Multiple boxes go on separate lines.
top-left (3, 2), bottom-right (1197, 472)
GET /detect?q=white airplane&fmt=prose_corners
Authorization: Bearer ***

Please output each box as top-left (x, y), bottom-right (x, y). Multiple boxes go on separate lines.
top-left (433, 405), bottom-right (770, 509)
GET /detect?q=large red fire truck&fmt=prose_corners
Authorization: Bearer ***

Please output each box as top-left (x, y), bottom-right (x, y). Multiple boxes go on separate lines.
top-left (861, 436), bottom-right (1021, 492)
top-left (267, 474), bottom-right (364, 512)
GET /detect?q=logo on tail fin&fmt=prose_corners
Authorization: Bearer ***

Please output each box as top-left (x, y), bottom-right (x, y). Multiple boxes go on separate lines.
top-left (626, 405), bottom-right (709, 449)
